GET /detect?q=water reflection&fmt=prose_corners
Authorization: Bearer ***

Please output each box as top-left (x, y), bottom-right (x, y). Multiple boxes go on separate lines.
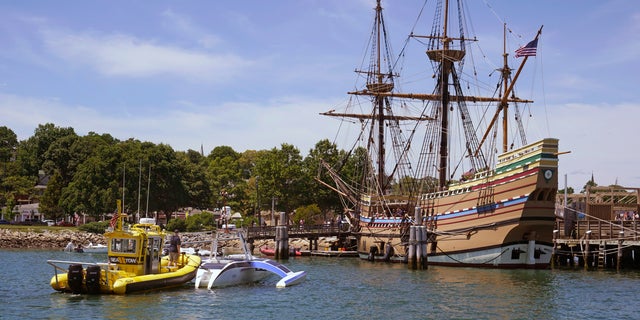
top-left (3, 250), bottom-right (640, 320)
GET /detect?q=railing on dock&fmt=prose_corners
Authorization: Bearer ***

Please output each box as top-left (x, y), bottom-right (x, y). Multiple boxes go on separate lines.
top-left (245, 224), bottom-right (350, 240)
top-left (555, 219), bottom-right (640, 240)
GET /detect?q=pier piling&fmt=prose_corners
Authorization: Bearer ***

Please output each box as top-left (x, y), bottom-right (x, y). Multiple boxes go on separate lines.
top-left (275, 212), bottom-right (289, 260)
top-left (408, 207), bottom-right (427, 270)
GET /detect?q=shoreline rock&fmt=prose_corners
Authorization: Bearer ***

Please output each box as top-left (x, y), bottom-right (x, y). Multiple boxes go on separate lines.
top-left (0, 229), bottom-right (334, 252)
top-left (0, 229), bottom-right (106, 249)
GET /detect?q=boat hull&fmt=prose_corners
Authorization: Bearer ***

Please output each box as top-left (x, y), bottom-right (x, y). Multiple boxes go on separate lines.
top-left (356, 139), bottom-right (558, 268)
top-left (260, 247), bottom-right (301, 257)
top-left (49, 254), bottom-right (201, 294)
top-left (80, 244), bottom-right (108, 253)
top-left (195, 257), bottom-right (306, 289)
top-left (195, 260), bottom-right (271, 288)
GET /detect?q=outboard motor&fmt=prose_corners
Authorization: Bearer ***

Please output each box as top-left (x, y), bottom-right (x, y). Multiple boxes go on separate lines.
top-left (85, 265), bottom-right (101, 294)
top-left (67, 264), bottom-right (84, 294)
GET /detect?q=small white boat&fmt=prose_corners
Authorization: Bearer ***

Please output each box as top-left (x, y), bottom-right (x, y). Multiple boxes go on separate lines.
top-left (81, 242), bottom-right (108, 253)
top-left (181, 247), bottom-right (212, 256)
top-left (64, 241), bottom-right (108, 253)
top-left (194, 231), bottom-right (306, 289)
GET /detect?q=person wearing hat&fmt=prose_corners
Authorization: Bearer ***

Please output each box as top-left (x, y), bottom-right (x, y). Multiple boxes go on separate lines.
top-left (168, 229), bottom-right (181, 267)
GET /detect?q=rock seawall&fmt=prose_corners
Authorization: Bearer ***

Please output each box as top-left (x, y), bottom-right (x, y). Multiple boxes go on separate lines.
top-left (0, 229), bottom-right (323, 251)
top-left (0, 229), bottom-right (106, 249)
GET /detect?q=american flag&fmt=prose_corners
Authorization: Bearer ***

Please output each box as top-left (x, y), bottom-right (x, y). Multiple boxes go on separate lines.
top-left (515, 38), bottom-right (538, 58)
top-left (110, 212), bottom-right (118, 229)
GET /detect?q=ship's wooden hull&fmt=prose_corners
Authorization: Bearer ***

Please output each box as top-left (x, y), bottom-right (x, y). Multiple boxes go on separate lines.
top-left (356, 139), bottom-right (559, 268)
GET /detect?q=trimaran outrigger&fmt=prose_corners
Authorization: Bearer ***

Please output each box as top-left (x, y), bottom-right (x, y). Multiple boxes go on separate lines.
top-left (319, 0), bottom-right (559, 268)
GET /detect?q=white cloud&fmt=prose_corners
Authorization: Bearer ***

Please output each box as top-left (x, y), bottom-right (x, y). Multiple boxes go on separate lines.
top-left (0, 92), bottom-right (335, 156)
top-left (40, 29), bottom-right (253, 81)
top-left (160, 9), bottom-right (220, 49)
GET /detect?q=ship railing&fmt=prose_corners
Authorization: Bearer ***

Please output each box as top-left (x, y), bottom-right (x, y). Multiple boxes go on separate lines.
top-left (555, 219), bottom-right (640, 241)
top-left (246, 224), bottom-right (349, 238)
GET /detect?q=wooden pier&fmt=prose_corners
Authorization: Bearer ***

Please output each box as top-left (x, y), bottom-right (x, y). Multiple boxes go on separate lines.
top-left (553, 186), bottom-right (640, 270)
top-left (245, 224), bottom-right (356, 254)
top-left (552, 220), bottom-right (640, 270)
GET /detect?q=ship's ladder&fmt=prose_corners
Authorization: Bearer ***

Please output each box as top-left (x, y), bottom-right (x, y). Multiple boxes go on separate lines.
top-left (597, 242), bottom-right (606, 269)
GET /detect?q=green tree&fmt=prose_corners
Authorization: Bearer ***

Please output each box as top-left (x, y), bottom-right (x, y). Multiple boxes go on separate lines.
top-left (1, 175), bottom-right (32, 217)
top-left (0, 126), bottom-right (20, 207)
top-left (303, 139), bottom-right (344, 214)
top-left (0, 126), bottom-right (18, 176)
top-left (185, 211), bottom-right (215, 232)
top-left (60, 144), bottom-right (122, 218)
top-left (207, 146), bottom-right (244, 210)
top-left (177, 149), bottom-right (211, 209)
top-left (238, 149), bottom-right (267, 217)
top-left (253, 144), bottom-right (305, 214)
top-left (558, 187), bottom-right (575, 195)
top-left (292, 204), bottom-right (322, 224)
top-left (15, 123), bottom-right (75, 177)
top-left (581, 175), bottom-right (597, 193)
top-left (144, 143), bottom-right (187, 219)
top-left (39, 171), bottom-right (65, 220)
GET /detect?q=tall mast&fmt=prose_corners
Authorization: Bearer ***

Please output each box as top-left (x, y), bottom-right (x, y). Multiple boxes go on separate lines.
top-left (475, 26), bottom-right (543, 155)
top-left (425, 0), bottom-right (465, 188)
top-left (501, 24), bottom-right (509, 152)
top-left (374, 0), bottom-right (386, 192)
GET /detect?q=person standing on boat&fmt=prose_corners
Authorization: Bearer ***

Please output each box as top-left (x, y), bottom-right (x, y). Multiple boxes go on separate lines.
top-left (169, 230), bottom-right (181, 267)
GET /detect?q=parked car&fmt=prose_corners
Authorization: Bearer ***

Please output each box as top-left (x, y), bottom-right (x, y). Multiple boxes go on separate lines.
top-left (42, 219), bottom-right (55, 226)
top-left (0, 219), bottom-right (10, 225)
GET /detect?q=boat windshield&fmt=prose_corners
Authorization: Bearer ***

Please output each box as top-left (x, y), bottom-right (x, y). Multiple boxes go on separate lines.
top-left (110, 238), bottom-right (137, 253)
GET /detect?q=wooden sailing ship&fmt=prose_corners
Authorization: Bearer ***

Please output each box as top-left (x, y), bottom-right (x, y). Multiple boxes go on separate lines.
top-left (319, 0), bottom-right (558, 268)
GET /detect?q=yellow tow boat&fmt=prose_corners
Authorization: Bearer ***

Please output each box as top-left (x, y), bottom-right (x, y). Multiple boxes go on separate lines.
top-left (48, 200), bottom-right (201, 294)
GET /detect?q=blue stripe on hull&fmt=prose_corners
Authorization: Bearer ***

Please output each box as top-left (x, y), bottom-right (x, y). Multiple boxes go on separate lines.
top-left (359, 195), bottom-right (529, 227)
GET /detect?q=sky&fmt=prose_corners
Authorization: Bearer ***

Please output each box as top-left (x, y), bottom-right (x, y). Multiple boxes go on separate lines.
top-left (1, 0), bottom-right (639, 192)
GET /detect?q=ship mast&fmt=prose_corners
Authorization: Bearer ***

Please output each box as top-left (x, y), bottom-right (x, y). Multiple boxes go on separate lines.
top-left (374, 0), bottom-right (386, 191)
top-left (425, 0), bottom-right (465, 188)
top-left (501, 24), bottom-right (510, 153)
top-left (322, 0), bottom-right (429, 194)
top-left (475, 25), bottom-right (543, 155)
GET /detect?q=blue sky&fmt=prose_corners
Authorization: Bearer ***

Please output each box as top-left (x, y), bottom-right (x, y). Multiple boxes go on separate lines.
top-left (1, 0), bottom-right (639, 191)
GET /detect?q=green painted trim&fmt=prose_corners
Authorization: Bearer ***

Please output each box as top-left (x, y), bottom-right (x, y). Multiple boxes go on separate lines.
top-left (497, 153), bottom-right (557, 173)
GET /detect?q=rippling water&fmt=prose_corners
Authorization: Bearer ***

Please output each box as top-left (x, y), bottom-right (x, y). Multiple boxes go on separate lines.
top-left (2, 249), bottom-right (639, 320)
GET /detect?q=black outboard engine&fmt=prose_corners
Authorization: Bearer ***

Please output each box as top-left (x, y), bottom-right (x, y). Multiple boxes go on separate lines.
top-left (67, 264), bottom-right (84, 294)
top-left (85, 265), bottom-right (101, 294)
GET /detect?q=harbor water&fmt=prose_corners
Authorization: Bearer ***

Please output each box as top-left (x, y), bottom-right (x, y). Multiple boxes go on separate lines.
top-left (2, 249), bottom-right (639, 320)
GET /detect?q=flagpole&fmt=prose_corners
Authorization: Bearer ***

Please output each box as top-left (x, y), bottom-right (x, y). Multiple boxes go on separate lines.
top-left (475, 25), bottom-right (543, 156)
top-left (505, 25), bottom-right (543, 100)
top-left (137, 160), bottom-right (141, 223)
top-left (122, 163), bottom-right (126, 215)
top-left (146, 165), bottom-right (151, 218)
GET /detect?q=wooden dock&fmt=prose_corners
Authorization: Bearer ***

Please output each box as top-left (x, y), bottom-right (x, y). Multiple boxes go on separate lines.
top-left (246, 224), bottom-right (357, 254)
top-left (310, 250), bottom-right (359, 257)
top-left (554, 186), bottom-right (640, 270)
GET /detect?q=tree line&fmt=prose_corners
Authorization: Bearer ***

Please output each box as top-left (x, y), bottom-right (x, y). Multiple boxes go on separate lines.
top-left (0, 124), bottom-right (608, 226)
top-left (0, 123), bottom-right (357, 225)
